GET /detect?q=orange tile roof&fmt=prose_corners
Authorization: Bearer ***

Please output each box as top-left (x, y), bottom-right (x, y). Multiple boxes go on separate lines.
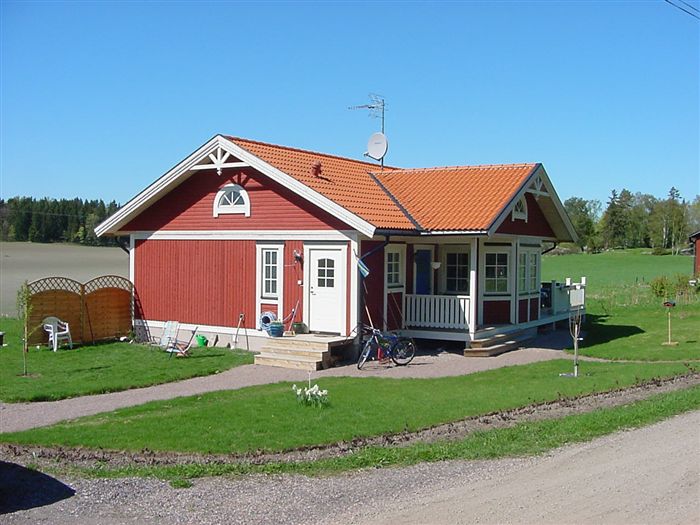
top-left (226, 136), bottom-right (415, 230)
top-left (377, 164), bottom-right (538, 231)
top-left (226, 136), bottom-right (537, 232)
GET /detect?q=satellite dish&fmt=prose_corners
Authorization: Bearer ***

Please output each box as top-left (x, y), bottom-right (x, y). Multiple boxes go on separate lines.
top-left (366, 132), bottom-right (388, 161)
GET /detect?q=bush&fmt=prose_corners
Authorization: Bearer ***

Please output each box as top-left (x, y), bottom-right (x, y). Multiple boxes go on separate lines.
top-left (651, 247), bottom-right (671, 256)
top-left (650, 275), bottom-right (669, 298)
top-left (650, 274), bottom-right (698, 303)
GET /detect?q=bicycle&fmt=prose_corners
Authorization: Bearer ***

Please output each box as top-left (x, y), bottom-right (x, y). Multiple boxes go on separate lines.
top-left (357, 325), bottom-right (416, 369)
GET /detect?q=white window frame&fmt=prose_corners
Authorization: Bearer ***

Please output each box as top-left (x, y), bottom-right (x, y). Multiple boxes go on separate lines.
top-left (255, 243), bottom-right (284, 329)
top-left (484, 251), bottom-right (510, 295)
top-left (512, 195), bottom-right (528, 222)
top-left (385, 244), bottom-right (405, 290)
top-left (518, 247), bottom-right (540, 296)
top-left (213, 183), bottom-right (251, 218)
top-left (440, 245), bottom-right (470, 295)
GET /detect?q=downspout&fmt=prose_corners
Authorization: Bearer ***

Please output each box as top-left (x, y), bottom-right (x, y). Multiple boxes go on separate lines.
top-left (542, 241), bottom-right (558, 255)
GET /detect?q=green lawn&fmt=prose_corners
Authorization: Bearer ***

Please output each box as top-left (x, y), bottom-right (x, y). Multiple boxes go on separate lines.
top-left (580, 303), bottom-right (700, 361)
top-left (542, 249), bottom-right (693, 293)
top-left (1, 359), bottom-right (693, 454)
top-left (72, 385), bottom-right (700, 482)
top-left (540, 249), bottom-right (699, 361)
top-left (0, 318), bottom-right (254, 402)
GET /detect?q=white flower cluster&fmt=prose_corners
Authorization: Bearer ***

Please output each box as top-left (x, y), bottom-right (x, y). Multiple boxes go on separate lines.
top-left (291, 383), bottom-right (329, 407)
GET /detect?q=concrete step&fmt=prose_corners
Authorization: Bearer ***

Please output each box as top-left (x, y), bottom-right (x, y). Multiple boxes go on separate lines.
top-left (259, 345), bottom-right (329, 359)
top-left (465, 332), bottom-right (534, 357)
top-left (470, 330), bottom-right (532, 349)
top-left (254, 353), bottom-right (323, 371)
top-left (264, 337), bottom-right (332, 351)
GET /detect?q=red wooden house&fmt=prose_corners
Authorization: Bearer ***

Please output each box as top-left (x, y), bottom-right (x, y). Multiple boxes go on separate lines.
top-left (97, 134), bottom-right (581, 361)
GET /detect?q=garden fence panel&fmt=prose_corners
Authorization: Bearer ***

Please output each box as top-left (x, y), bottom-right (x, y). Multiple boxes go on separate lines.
top-left (26, 275), bottom-right (133, 345)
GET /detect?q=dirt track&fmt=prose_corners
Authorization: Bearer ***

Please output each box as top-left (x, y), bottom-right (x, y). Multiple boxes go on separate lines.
top-left (2, 410), bottom-right (698, 524)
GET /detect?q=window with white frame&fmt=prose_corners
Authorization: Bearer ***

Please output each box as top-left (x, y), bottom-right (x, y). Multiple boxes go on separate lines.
top-left (518, 251), bottom-right (540, 294)
top-left (317, 258), bottom-right (335, 288)
top-left (385, 246), bottom-right (404, 288)
top-left (485, 252), bottom-right (509, 293)
top-left (262, 248), bottom-right (279, 298)
top-left (213, 184), bottom-right (250, 217)
top-left (445, 251), bottom-right (470, 293)
top-left (512, 196), bottom-right (527, 221)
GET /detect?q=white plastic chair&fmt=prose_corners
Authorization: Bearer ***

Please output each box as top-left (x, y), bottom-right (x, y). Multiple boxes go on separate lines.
top-left (43, 316), bottom-right (73, 352)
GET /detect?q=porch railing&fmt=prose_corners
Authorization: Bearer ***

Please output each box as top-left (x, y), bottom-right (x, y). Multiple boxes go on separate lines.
top-left (404, 294), bottom-right (470, 330)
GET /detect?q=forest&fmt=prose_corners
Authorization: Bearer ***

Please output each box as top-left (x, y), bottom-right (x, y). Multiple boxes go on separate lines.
top-left (0, 197), bottom-right (122, 246)
top-left (0, 187), bottom-right (698, 252)
top-left (564, 187), bottom-right (697, 254)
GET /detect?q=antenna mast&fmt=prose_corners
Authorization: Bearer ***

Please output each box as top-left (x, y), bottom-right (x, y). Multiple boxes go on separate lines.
top-left (349, 94), bottom-right (387, 167)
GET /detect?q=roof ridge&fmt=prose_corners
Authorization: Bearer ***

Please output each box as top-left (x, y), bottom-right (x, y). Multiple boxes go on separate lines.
top-left (224, 135), bottom-right (400, 170)
top-left (375, 162), bottom-right (538, 175)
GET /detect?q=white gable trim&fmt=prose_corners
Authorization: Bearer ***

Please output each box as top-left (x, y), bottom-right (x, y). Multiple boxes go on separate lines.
top-left (95, 135), bottom-right (377, 238)
top-left (487, 164), bottom-right (578, 243)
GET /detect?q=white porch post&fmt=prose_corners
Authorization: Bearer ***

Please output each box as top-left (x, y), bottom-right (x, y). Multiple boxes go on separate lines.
top-left (469, 237), bottom-right (478, 339)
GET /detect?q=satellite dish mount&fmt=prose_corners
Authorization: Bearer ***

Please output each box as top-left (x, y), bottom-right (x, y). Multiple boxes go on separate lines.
top-left (349, 94), bottom-right (388, 168)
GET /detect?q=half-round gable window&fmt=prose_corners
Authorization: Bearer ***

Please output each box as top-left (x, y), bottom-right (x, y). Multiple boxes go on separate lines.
top-left (213, 184), bottom-right (250, 218)
top-left (512, 196), bottom-right (528, 221)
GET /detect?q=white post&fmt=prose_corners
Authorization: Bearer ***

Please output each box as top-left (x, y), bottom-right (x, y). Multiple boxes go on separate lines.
top-left (469, 238), bottom-right (478, 339)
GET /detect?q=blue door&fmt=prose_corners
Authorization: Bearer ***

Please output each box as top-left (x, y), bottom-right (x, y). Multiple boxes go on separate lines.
top-left (414, 249), bottom-right (432, 295)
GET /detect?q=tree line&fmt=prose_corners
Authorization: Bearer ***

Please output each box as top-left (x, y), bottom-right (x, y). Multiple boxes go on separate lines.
top-left (565, 187), bottom-right (700, 254)
top-left (0, 197), bottom-right (121, 246)
top-left (0, 188), bottom-right (698, 252)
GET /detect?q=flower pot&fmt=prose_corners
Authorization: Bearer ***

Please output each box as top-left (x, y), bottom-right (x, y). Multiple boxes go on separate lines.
top-left (267, 323), bottom-right (284, 337)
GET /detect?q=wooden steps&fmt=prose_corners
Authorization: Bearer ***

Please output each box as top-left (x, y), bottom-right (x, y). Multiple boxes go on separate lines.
top-left (254, 335), bottom-right (346, 370)
top-left (465, 329), bottom-right (535, 357)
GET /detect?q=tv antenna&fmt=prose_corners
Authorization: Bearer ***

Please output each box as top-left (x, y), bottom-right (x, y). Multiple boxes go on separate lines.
top-left (348, 93), bottom-right (386, 133)
top-left (349, 94), bottom-right (387, 167)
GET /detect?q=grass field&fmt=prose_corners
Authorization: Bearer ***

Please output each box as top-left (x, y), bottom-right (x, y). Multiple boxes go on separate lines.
top-left (542, 249), bottom-right (699, 361)
top-left (1, 359), bottom-right (692, 454)
top-left (0, 318), bottom-right (254, 402)
top-left (541, 249), bottom-right (693, 292)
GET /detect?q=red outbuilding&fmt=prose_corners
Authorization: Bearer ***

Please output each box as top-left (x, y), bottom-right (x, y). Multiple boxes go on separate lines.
top-left (690, 231), bottom-right (700, 276)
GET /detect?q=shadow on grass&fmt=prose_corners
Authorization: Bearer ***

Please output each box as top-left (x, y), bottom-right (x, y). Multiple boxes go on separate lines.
top-left (584, 315), bottom-right (645, 345)
top-left (0, 461), bottom-right (75, 514)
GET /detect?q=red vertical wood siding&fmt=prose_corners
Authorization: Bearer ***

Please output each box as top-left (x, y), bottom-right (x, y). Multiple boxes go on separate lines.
top-left (694, 238), bottom-right (700, 275)
top-left (496, 194), bottom-right (555, 237)
top-left (483, 300), bottom-right (511, 325)
top-left (360, 240), bottom-right (385, 327)
top-left (386, 292), bottom-right (403, 331)
top-left (124, 168), bottom-right (349, 232)
top-left (518, 299), bottom-right (528, 323)
top-left (284, 240), bottom-right (304, 324)
top-left (529, 297), bottom-right (540, 321)
top-left (134, 239), bottom-right (256, 328)
top-left (406, 246), bottom-right (414, 294)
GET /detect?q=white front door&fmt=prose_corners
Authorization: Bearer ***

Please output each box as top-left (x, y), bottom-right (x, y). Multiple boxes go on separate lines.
top-left (306, 246), bottom-right (346, 334)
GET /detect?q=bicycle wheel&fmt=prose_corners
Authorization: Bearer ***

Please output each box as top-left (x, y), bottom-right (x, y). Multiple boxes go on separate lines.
top-left (390, 338), bottom-right (415, 366)
top-left (357, 340), bottom-right (373, 369)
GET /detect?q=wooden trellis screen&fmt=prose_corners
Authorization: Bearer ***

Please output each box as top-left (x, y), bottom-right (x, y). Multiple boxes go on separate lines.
top-left (26, 275), bottom-right (133, 345)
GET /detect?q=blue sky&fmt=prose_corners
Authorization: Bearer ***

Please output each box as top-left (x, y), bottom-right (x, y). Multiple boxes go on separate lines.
top-left (1, 0), bottom-right (698, 207)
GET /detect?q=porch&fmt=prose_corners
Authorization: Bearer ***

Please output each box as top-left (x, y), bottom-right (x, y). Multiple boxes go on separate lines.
top-left (398, 279), bottom-right (581, 344)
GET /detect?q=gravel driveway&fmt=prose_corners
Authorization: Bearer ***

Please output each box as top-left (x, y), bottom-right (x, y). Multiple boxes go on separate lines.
top-left (3, 410), bottom-right (698, 524)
